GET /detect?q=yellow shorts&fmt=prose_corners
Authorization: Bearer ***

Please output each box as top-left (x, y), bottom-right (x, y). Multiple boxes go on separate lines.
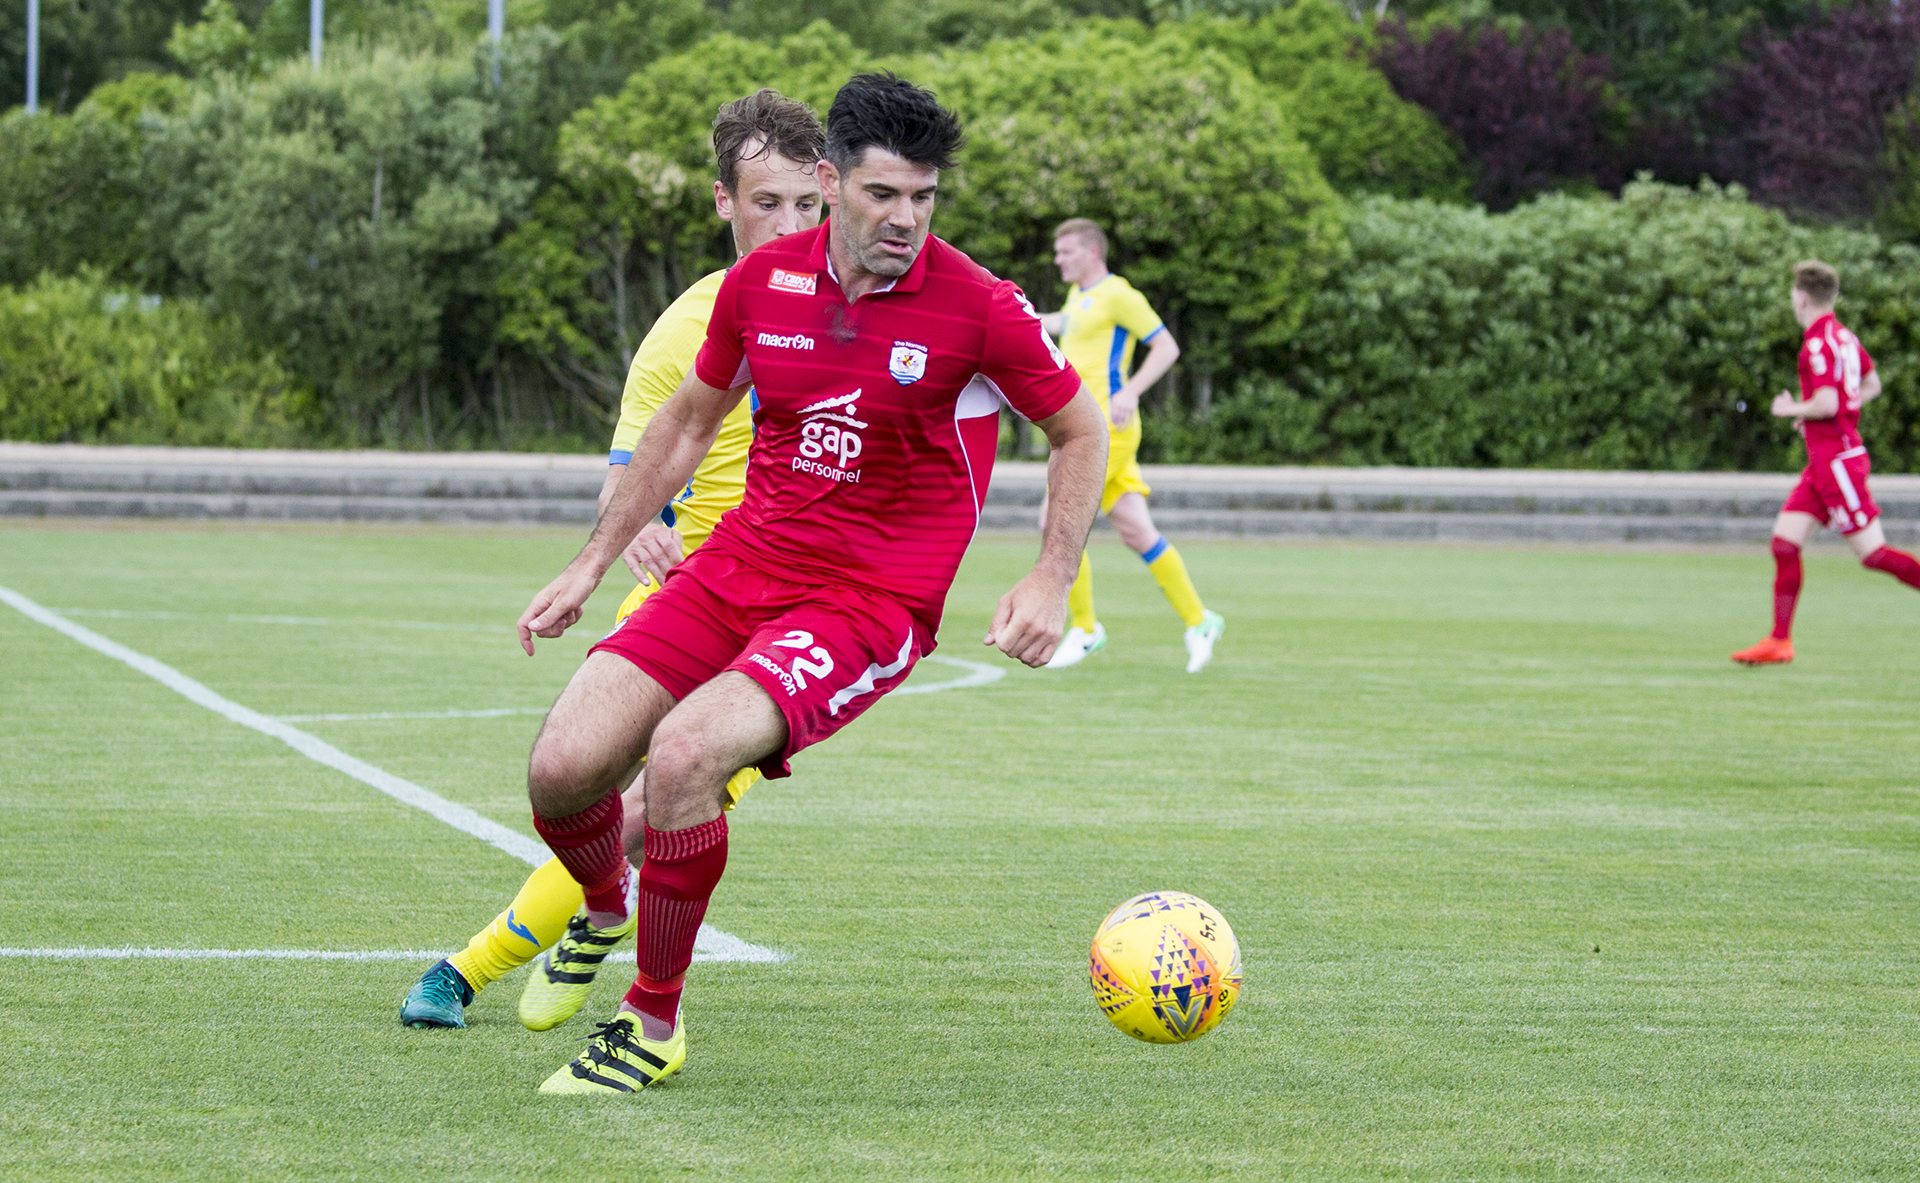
top-left (1101, 420), bottom-right (1151, 514)
top-left (611, 561), bottom-right (759, 810)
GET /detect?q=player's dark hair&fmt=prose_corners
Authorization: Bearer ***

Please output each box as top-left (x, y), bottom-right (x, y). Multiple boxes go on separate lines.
top-left (713, 89), bottom-right (825, 195)
top-left (1793, 260), bottom-right (1840, 306)
top-left (823, 72), bottom-right (964, 174)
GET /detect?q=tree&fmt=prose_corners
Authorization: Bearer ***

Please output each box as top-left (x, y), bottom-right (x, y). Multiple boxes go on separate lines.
top-left (1167, 0), bottom-right (1469, 200)
top-left (495, 24), bottom-right (860, 413)
top-left (1374, 15), bottom-right (1619, 209)
top-left (908, 22), bottom-right (1346, 410)
top-left (0, 73), bottom-right (185, 287)
top-left (148, 48), bottom-right (533, 444)
top-left (1709, 2), bottom-right (1920, 220)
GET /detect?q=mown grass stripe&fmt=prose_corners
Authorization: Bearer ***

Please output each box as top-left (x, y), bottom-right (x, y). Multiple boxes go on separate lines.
top-left (0, 582), bottom-right (789, 965)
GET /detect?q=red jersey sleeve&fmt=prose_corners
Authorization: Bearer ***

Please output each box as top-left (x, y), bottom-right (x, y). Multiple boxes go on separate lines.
top-left (692, 266), bottom-right (751, 390)
top-left (981, 280), bottom-right (1082, 422)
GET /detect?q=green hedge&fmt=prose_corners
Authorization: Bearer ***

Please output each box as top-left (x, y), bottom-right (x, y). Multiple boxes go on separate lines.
top-left (0, 271), bottom-right (297, 445)
top-left (1148, 181), bottom-right (1920, 472)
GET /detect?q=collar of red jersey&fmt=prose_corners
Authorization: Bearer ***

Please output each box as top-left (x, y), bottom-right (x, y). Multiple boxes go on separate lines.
top-left (809, 224), bottom-right (931, 296)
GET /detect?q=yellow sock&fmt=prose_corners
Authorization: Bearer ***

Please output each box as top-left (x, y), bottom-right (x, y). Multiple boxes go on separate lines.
top-left (1067, 550), bottom-right (1097, 631)
top-left (448, 856), bottom-right (584, 993)
top-left (1143, 538), bottom-right (1205, 627)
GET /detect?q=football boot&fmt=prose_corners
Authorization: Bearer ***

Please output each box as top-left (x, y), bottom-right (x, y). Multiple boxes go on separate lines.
top-left (1045, 623), bottom-right (1107, 669)
top-left (519, 908), bottom-right (636, 1032)
top-left (400, 959), bottom-right (474, 1029)
top-left (538, 1015), bottom-right (685, 1094)
top-left (1184, 610), bottom-right (1225, 673)
top-left (1731, 636), bottom-right (1793, 665)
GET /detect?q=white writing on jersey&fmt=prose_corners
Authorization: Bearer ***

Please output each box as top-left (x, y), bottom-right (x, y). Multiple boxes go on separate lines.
top-left (794, 388), bottom-right (867, 480)
top-left (757, 331), bottom-right (815, 351)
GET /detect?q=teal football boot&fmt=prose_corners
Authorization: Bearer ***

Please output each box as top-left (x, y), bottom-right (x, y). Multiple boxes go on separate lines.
top-left (401, 959), bottom-right (474, 1029)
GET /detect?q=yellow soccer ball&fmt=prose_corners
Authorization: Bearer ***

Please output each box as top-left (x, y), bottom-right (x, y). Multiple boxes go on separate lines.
top-left (1088, 891), bottom-right (1242, 1044)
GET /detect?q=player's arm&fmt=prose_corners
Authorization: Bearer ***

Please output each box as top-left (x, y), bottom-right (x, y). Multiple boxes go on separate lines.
top-left (1039, 311), bottom-right (1065, 337)
top-left (1859, 369), bottom-right (1884, 404)
top-left (986, 387), bottom-right (1107, 667)
top-left (519, 372), bottom-right (744, 652)
top-left (1771, 385), bottom-right (1839, 420)
top-left (597, 466), bottom-right (685, 588)
top-left (1108, 329), bottom-right (1179, 430)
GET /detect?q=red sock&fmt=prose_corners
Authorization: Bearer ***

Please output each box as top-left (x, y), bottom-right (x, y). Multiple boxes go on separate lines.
top-left (531, 790), bottom-right (630, 915)
top-left (1770, 537), bottom-right (1803, 640)
top-left (623, 814), bottom-right (729, 1028)
top-left (1863, 545), bottom-right (1920, 590)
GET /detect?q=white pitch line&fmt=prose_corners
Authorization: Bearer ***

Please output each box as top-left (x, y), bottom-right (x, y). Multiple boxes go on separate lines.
top-left (277, 661), bottom-right (1002, 723)
top-left (894, 653), bottom-right (1006, 695)
top-left (0, 947), bottom-right (444, 962)
top-left (54, 608), bottom-right (517, 634)
top-left (276, 707), bottom-right (551, 723)
top-left (1, 584), bottom-right (786, 964)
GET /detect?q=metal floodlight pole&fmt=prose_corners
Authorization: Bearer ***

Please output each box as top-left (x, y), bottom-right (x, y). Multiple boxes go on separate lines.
top-left (25, 0), bottom-right (39, 114)
top-left (488, 0), bottom-right (503, 88)
top-left (310, 0), bottom-right (323, 71)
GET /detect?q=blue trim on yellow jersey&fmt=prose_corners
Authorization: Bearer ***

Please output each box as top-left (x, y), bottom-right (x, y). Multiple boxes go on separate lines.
top-left (1141, 536), bottom-right (1169, 564)
top-left (609, 449), bottom-right (634, 466)
top-left (1108, 327), bottom-right (1128, 395)
top-left (1142, 326), bottom-right (1164, 343)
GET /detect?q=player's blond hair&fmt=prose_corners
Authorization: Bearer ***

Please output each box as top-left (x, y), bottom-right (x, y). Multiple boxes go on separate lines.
top-left (1793, 260), bottom-right (1840, 307)
top-left (1054, 217), bottom-right (1108, 259)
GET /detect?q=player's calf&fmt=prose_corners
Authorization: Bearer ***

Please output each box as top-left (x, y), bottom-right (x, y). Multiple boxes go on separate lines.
top-left (1862, 545), bottom-right (1920, 590)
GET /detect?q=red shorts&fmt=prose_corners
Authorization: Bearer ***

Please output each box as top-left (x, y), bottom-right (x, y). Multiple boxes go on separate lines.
top-left (589, 546), bottom-right (926, 778)
top-left (1783, 447), bottom-right (1880, 535)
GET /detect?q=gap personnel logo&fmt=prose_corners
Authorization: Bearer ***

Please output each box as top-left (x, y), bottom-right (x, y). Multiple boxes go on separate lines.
top-left (757, 331), bottom-right (815, 351)
top-left (794, 389), bottom-right (866, 483)
top-left (889, 341), bottom-right (928, 385)
top-left (769, 268), bottom-right (816, 296)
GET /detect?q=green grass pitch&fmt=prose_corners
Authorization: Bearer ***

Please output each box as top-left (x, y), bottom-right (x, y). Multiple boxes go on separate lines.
top-left (2, 523), bottom-right (1917, 1180)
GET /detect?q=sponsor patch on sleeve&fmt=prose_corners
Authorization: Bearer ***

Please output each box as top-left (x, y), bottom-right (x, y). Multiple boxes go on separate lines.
top-left (769, 268), bottom-right (817, 297)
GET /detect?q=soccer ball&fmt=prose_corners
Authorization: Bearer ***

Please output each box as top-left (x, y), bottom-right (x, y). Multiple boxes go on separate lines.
top-left (1088, 891), bottom-right (1242, 1043)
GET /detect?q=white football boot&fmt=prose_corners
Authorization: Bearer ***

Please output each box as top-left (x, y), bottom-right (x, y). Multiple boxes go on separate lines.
top-left (1045, 623), bottom-right (1107, 669)
top-left (1184, 610), bottom-right (1225, 673)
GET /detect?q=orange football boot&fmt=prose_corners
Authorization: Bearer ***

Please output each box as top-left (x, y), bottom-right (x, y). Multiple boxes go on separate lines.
top-left (1730, 636), bottom-right (1793, 665)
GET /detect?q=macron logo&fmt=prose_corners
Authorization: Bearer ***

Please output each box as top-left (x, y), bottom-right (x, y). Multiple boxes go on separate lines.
top-left (769, 268), bottom-right (817, 296)
top-left (756, 331), bottom-right (815, 351)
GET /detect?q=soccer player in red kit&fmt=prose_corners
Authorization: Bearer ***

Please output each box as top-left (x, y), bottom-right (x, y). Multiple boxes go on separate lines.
top-left (1733, 260), bottom-right (1919, 665)
top-left (511, 73), bottom-right (1108, 1094)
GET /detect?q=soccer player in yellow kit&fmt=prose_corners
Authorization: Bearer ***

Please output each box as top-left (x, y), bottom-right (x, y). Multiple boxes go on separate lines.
top-left (399, 89), bottom-right (825, 1031)
top-left (1039, 218), bottom-right (1224, 673)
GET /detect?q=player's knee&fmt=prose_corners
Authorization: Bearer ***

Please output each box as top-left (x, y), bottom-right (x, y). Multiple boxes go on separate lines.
top-left (643, 722), bottom-right (727, 797)
top-left (526, 732), bottom-right (597, 815)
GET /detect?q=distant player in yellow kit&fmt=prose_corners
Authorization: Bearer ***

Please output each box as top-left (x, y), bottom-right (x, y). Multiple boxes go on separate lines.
top-left (1039, 218), bottom-right (1224, 673)
top-left (399, 89), bottom-right (825, 1030)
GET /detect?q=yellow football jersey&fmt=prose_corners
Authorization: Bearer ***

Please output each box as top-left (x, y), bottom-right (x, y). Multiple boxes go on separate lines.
top-left (1057, 274), bottom-right (1166, 419)
top-left (608, 268), bottom-right (752, 549)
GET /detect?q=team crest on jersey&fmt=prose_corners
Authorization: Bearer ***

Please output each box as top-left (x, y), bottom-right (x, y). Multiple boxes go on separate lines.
top-left (769, 268), bottom-right (817, 296)
top-left (889, 341), bottom-right (929, 385)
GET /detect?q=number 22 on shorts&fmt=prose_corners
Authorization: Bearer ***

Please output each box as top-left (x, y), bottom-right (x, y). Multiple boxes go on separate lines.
top-left (770, 630), bottom-right (835, 688)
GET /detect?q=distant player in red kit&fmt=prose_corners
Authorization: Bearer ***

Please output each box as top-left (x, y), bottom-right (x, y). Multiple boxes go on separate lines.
top-left (1732, 261), bottom-right (1919, 665)
top-left (511, 73), bottom-right (1108, 1093)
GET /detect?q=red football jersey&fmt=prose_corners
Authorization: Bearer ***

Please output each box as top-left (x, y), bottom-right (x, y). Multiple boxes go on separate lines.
top-left (692, 223), bottom-right (1083, 636)
top-left (1797, 312), bottom-right (1875, 457)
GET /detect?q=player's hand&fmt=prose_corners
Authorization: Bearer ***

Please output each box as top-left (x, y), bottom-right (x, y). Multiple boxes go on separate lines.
top-left (622, 523), bottom-right (685, 587)
top-left (1108, 391), bottom-right (1138, 430)
top-left (1771, 390), bottom-right (1798, 417)
top-left (517, 564), bottom-right (601, 655)
top-left (984, 571), bottom-right (1069, 667)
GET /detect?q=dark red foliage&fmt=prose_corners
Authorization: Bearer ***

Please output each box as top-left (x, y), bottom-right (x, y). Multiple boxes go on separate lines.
top-left (1709, 2), bottom-right (1920, 217)
top-left (1374, 19), bottom-right (1618, 210)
